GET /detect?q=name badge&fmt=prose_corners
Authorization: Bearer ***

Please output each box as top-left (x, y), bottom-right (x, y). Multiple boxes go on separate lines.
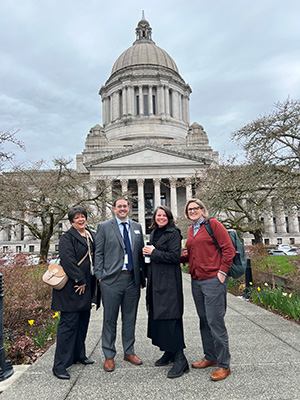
top-left (134, 230), bottom-right (140, 234)
top-left (124, 254), bottom-right (128, 264)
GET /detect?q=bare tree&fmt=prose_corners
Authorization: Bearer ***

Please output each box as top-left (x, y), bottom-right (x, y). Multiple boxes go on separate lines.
top-left (0, 159), bottom-right (111, 260)
top-left (232, 98), bottom-right (300, 169)
top-left (0, 129), bottom-right (24, 170)
top-left (195, 158), bottom-right (297, 244)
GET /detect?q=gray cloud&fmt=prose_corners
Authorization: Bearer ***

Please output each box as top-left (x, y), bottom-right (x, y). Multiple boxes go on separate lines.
top-left (1, 0), bottom-right (300, 166)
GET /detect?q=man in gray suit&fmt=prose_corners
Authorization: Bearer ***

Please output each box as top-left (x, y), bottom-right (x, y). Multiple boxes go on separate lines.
top-left (94, 197), bottom-right (146, 372)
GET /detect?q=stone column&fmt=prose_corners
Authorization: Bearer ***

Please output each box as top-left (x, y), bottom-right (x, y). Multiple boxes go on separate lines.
top-left (106, 178), bottom-right (113, 219)
top-left (154, 178), bottom-right (161, 208)
top-left (165, 86), bottom-right (170, 118)
top-left (263, 198), bottom-right (274, 235)
top-left (109, 95), bottom-right (113, 123)
top-left (127, 85), bottom-right (133, 116)
top-left (178, 94), bottom-right (182, 120)
top-left (170, 178), bottom-right (178, 218)
top-left (277, 209), bottom-right (286, 234)
top-left (289, 207), bottom-right (299, 233)
top-left (102, 97), bottom-right (106, 126)
top-left (137, 178), bottom-right (145, 233)
top-left (122, 87), bottom-right (127, 117)
top-left (186, 96), bottom-right (190, 125)
top-left (121, 179), bottom-right (128, 194)
top-left (148, 85), bottom-right (153, 115)
top-left (185, 177), bottom-right (193, 201)
top-left (139, 85), bottom-right (143, 116)
top-left (158, 84), bottom-right (165, 117)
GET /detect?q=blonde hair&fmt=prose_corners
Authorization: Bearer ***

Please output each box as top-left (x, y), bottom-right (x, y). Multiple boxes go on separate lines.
top-left (184, 198), bottom-right (208, 220)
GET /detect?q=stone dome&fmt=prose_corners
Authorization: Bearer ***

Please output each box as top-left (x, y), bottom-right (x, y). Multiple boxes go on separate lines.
top-left (111, 17), bottom-right (179, 75)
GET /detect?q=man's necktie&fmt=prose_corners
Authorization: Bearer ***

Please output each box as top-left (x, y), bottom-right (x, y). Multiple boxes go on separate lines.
top-left (121, 222), bottom-right (133, 271)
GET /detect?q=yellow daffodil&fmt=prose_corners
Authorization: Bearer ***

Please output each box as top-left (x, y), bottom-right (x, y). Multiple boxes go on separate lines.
top-left (28, 320), bottom-right (34, 325)
top-left (282, 293), bottom-right (287, 297)
top-left (289, 293), bottom-right (292, 298)
top-left (257, 287), bottom-right (261, 291)
top-left (249, 282), bottom-right (253, 285)
top-left (264, 282), bottom-right (268, 287)
top-left (52, 312), bottom-right (59, 318)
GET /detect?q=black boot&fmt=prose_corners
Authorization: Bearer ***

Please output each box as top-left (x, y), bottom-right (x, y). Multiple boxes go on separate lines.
top-left (167, 350), bottom-right (189, 379)
top-left (155, 351), bottom-right (174, 366)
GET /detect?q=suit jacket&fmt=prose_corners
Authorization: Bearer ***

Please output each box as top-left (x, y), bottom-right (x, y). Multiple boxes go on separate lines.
top-left (51, 226), bottom-right (97, 312)
top-left (94, 217), bottom-right (146, 287)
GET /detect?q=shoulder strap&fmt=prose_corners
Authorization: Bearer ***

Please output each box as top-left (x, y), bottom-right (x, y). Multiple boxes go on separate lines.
top-left (204, 218), bottom-right (222, 255)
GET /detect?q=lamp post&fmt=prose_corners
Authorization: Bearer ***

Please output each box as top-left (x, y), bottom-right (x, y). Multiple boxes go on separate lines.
top-left (0, 273), bottom-right (14, 381)
top-left (243, 258), bottom-right (253, 300)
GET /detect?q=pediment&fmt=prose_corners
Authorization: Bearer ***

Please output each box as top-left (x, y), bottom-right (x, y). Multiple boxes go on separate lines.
top-left (86, 147), bottom-right (205, 169)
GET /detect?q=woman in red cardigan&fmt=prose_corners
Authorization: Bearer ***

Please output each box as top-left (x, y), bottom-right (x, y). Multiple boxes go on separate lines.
top-left (181, 199), bottom-right (235, 381)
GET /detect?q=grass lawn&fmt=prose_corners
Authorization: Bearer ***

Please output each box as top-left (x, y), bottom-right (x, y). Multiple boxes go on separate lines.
top-left (253, 255), bottom-right (298, 275)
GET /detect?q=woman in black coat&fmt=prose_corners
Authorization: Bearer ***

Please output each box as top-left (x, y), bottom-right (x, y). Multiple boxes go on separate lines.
top-left (143, 206), bottom-right (188, 379)
top-left (52, 206), bottom-right (97, 380)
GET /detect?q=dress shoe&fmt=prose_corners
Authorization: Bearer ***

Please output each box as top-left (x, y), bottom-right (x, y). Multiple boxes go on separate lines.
top-left (79, 358), bottom-right (95, 365)
top-left (104, 358), bottom-right (115, 372)
top-left (52, 367), bottom-right (70, 380)
top-left (155, 351), bottom-right (174, 366)
top-left (167, 350), bottom-right (189, 379)
top-left (192, 358), bottom-right (218, 369)
top-left (124, 354), bottom-right (143, 365)
top-left (210, 367), bottom-right (231, 381)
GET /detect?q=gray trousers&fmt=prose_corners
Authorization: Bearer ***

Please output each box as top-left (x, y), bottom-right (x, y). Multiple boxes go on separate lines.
top-left (191, 276), bottom-right (230, 369)
top-left (100, 273), bottom-right (140, 359)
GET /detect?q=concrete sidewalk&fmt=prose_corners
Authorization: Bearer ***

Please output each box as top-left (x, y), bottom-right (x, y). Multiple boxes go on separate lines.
top-left (1, 274), bottom-right (300, 400)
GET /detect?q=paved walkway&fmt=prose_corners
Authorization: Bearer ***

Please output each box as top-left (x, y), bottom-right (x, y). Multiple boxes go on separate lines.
top-left (1, 274), bottom-right (300, 400)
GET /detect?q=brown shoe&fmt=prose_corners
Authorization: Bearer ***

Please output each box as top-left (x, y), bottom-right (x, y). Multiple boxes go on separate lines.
top-left (210, 367), bottom-right (231, 381)
top-left (192, 358), bottom-right (218, 369)
top-left (104, 358), bottom-right (115, 372)
top-left (124, 354), bottom-right (143, 365)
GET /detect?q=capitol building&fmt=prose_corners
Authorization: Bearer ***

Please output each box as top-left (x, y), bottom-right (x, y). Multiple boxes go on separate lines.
top-left (1, 15), bottom-right (299, 254)
top-left (76, 15), bottom-right (218, 236)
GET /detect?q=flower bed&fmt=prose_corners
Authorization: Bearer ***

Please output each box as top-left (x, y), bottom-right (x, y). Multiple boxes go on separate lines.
top-left (0, 254), bottom-right (58, 364)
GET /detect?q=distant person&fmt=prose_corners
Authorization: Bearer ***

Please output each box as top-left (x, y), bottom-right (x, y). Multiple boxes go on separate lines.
top-left (181, 199), bottom-right (235, 381)
top-left (143, 206), bottom-right (188, 379)
top-left (94, 197), bottom-right (146, 372)
top-left (52, 206), bottom-right (98, 380)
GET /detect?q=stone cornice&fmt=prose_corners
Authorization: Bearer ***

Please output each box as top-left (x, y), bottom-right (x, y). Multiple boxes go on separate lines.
top-left (84, 143), bottom-right (212, 169)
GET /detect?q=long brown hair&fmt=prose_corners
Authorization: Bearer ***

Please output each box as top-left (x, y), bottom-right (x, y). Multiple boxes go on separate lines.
top-left (149, 206), bottom-right (176, 229)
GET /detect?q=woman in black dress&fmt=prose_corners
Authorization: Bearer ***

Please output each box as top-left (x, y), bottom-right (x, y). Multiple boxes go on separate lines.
top-left (143, 206), bottom-right (188, 379)
top-left (52, 206), bottom-right (97, 379)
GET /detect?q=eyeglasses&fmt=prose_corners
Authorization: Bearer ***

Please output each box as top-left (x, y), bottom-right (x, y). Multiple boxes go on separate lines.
top-left (188, 206), bottom-right (201, 212)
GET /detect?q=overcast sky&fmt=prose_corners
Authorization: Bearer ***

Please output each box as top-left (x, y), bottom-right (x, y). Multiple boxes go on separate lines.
top-left (1, 0), bottom-right (300, 168)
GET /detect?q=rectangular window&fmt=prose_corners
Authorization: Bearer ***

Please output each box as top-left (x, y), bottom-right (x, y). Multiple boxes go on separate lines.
top-left (29, 245), bottom-right (35, 252)
top-left (152, 95), bottom-right (156, 114)
top-left (273, 217), bottom-right (277, 233)
top-left (16, 246), bottom-right (22, 253)
top-left (136, 95), bottom-right (139, 115)
top-left (145, 193), bottom-right (153, 215)
top-left (144, 95), bottom-right (148, 115)
top-left (169, 90), bottom-right (173, 117)
top-left (264, 238), bottom-right (270, 245)
top-left (160, 193), bottom-right (166, 206)
top-left (2, 246), bottom-right (8, 253)
top-left (20, 224), bottom-right (25, 240)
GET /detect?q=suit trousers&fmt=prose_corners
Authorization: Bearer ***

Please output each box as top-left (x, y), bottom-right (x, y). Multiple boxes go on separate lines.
top-left (100, 273), bottom-right (140, 359)
top-left (191, 276), bottom-right (230, 369)
top-left (53, 309), bottom-right (90, 372)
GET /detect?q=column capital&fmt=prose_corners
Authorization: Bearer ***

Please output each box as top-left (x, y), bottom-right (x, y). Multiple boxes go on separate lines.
top-left (137, 178), bottom-right (145, 186)
top-left (153, 178), bottom-right (161, 186)
top-left (169, 177), bottom-right (177, 188)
